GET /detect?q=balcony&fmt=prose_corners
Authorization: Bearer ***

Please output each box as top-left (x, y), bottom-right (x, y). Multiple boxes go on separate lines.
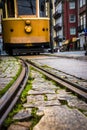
top-left (54, 0), bottom-right (62, 5)
top-left (54, 23), bottom-right (62, 31)
top-left (53, 10), bottom-right (62, 19)
top-left (79, 5), bottom-right (86, 14)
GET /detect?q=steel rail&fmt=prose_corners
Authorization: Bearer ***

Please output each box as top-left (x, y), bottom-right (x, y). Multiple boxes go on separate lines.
top-left (0, 60), bottom-right (29, 129)
top-left (27, 60), bottom-right (87, 101)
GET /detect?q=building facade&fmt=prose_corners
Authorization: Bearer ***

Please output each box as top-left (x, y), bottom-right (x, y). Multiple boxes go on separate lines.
top-left (0, 1), bottom-right (2, 54)
top-left (53, 0), bottom-right (63, 48)
top-left (53, 0), bottom-right (79, 51)
top-left (78, 0), bottom-right (87, 50)
top-left (64, 0), bottom-right (79, 50)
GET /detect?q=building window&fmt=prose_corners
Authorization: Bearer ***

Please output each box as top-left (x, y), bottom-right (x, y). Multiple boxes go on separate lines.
top-left (83, 0), bottom-right (86, 5)
top-left (79, 0), bottom-right (86, 7)
top-left (83, 14), bottom-right (86, 29)
top-left (69, 1), bottom-right (75, 9)
top-left (80, 14), bottom-right (86, 29)
top-left (80, 0), bottom-right (82, 7)
top-left (70, 27), bottom-right (76, 35)
top-left (69, 15), bottom-right (76, 23)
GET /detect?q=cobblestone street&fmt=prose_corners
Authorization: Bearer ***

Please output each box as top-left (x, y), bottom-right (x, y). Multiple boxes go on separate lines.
top-left (0, 0), bottom-right (87, 128)
top-left (8, 68), bottom-right (87, 130)
top-left (0, 54), bottom-right (87, 130)
top-left (0, 57), bottom-right (21, 94)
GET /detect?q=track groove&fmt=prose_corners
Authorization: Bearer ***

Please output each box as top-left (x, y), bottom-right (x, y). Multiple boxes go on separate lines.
top-left (0, 60), bottom-right (29, 128)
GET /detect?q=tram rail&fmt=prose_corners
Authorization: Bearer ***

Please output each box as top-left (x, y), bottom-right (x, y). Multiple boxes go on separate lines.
top-left (27, 60), bottom-right (87, 101)
top-left (0, 60), bottom-right (29, 128)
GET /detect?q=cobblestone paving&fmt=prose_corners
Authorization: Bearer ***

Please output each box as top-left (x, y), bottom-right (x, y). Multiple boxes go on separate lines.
top-left (0, 57), bottom-right (21, 91)
top-left (8, 69), bottom-right (87, 130)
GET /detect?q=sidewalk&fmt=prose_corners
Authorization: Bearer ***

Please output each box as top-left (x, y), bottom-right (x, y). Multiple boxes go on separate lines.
top-left (51, 51), bottom-right (87, 61)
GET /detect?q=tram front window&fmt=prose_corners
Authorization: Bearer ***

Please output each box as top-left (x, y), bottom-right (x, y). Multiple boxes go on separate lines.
top-left (40, 0), bottom-right (45, 17)
top-left (7, 0), bottom-right (15, 17)
top-left (18, 0), bottom-right (36, 15)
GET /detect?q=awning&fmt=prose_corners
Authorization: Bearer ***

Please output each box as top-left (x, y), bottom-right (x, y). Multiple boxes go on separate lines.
top-left (72, 37), bottom-right (77, 42)
top-left (62, 40), bottom-right (69, 45)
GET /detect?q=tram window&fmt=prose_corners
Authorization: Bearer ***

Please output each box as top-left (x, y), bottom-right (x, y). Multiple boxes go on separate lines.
top-left (3, 0), bottom-right (6, 18)
top-left (40, 0), bottom-right (49, 17)
top-left (17, 0), bottom-right (36, 15)
top-left (7, 0), bottom-right (15, 17)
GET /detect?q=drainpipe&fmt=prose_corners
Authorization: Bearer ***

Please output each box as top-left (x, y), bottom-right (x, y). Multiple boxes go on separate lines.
top-left (85, 1), bottom-right (87, 55)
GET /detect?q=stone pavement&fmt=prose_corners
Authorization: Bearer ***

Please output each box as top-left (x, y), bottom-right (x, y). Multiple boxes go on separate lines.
top-left (30, 70), bottom-right (87, 130)
top-left (0, 56), bottom-right (21, 92)
top-left (8, 69), bottom-right (87, 130)
top-left (33, 106), bottom-right (87, 130)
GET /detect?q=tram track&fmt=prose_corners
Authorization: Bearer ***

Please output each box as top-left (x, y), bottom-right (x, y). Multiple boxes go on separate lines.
top-left (27, 59), bottom-right (87, 101)
top-left (0, 60), bottom-right (29, 128)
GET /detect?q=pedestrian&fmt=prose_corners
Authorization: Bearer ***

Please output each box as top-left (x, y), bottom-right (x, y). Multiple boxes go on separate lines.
top-left (67, 44), bottom-right (69, 51)
top-left (70, 43), bottom-right (73, 51)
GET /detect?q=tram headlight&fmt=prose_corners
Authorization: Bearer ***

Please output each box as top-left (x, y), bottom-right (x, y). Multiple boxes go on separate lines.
top-left (25, 26), bottom-right (32, 33)
top-left (25, 20), bottom-right (31, 25)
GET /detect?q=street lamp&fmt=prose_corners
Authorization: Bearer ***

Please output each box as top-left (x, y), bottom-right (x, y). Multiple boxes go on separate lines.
top-left (49, 0), bottom-right (54, 53)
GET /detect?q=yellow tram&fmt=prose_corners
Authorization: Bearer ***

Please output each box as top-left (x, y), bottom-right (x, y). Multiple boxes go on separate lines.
top-left (1, 0), bottom-right (50, 55)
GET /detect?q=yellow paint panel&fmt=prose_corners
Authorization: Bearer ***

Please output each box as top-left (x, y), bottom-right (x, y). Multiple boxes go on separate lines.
top-left (2, 18), bottom-right (50, 44)
top-left (10, 36), bottom-right (47, 43)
